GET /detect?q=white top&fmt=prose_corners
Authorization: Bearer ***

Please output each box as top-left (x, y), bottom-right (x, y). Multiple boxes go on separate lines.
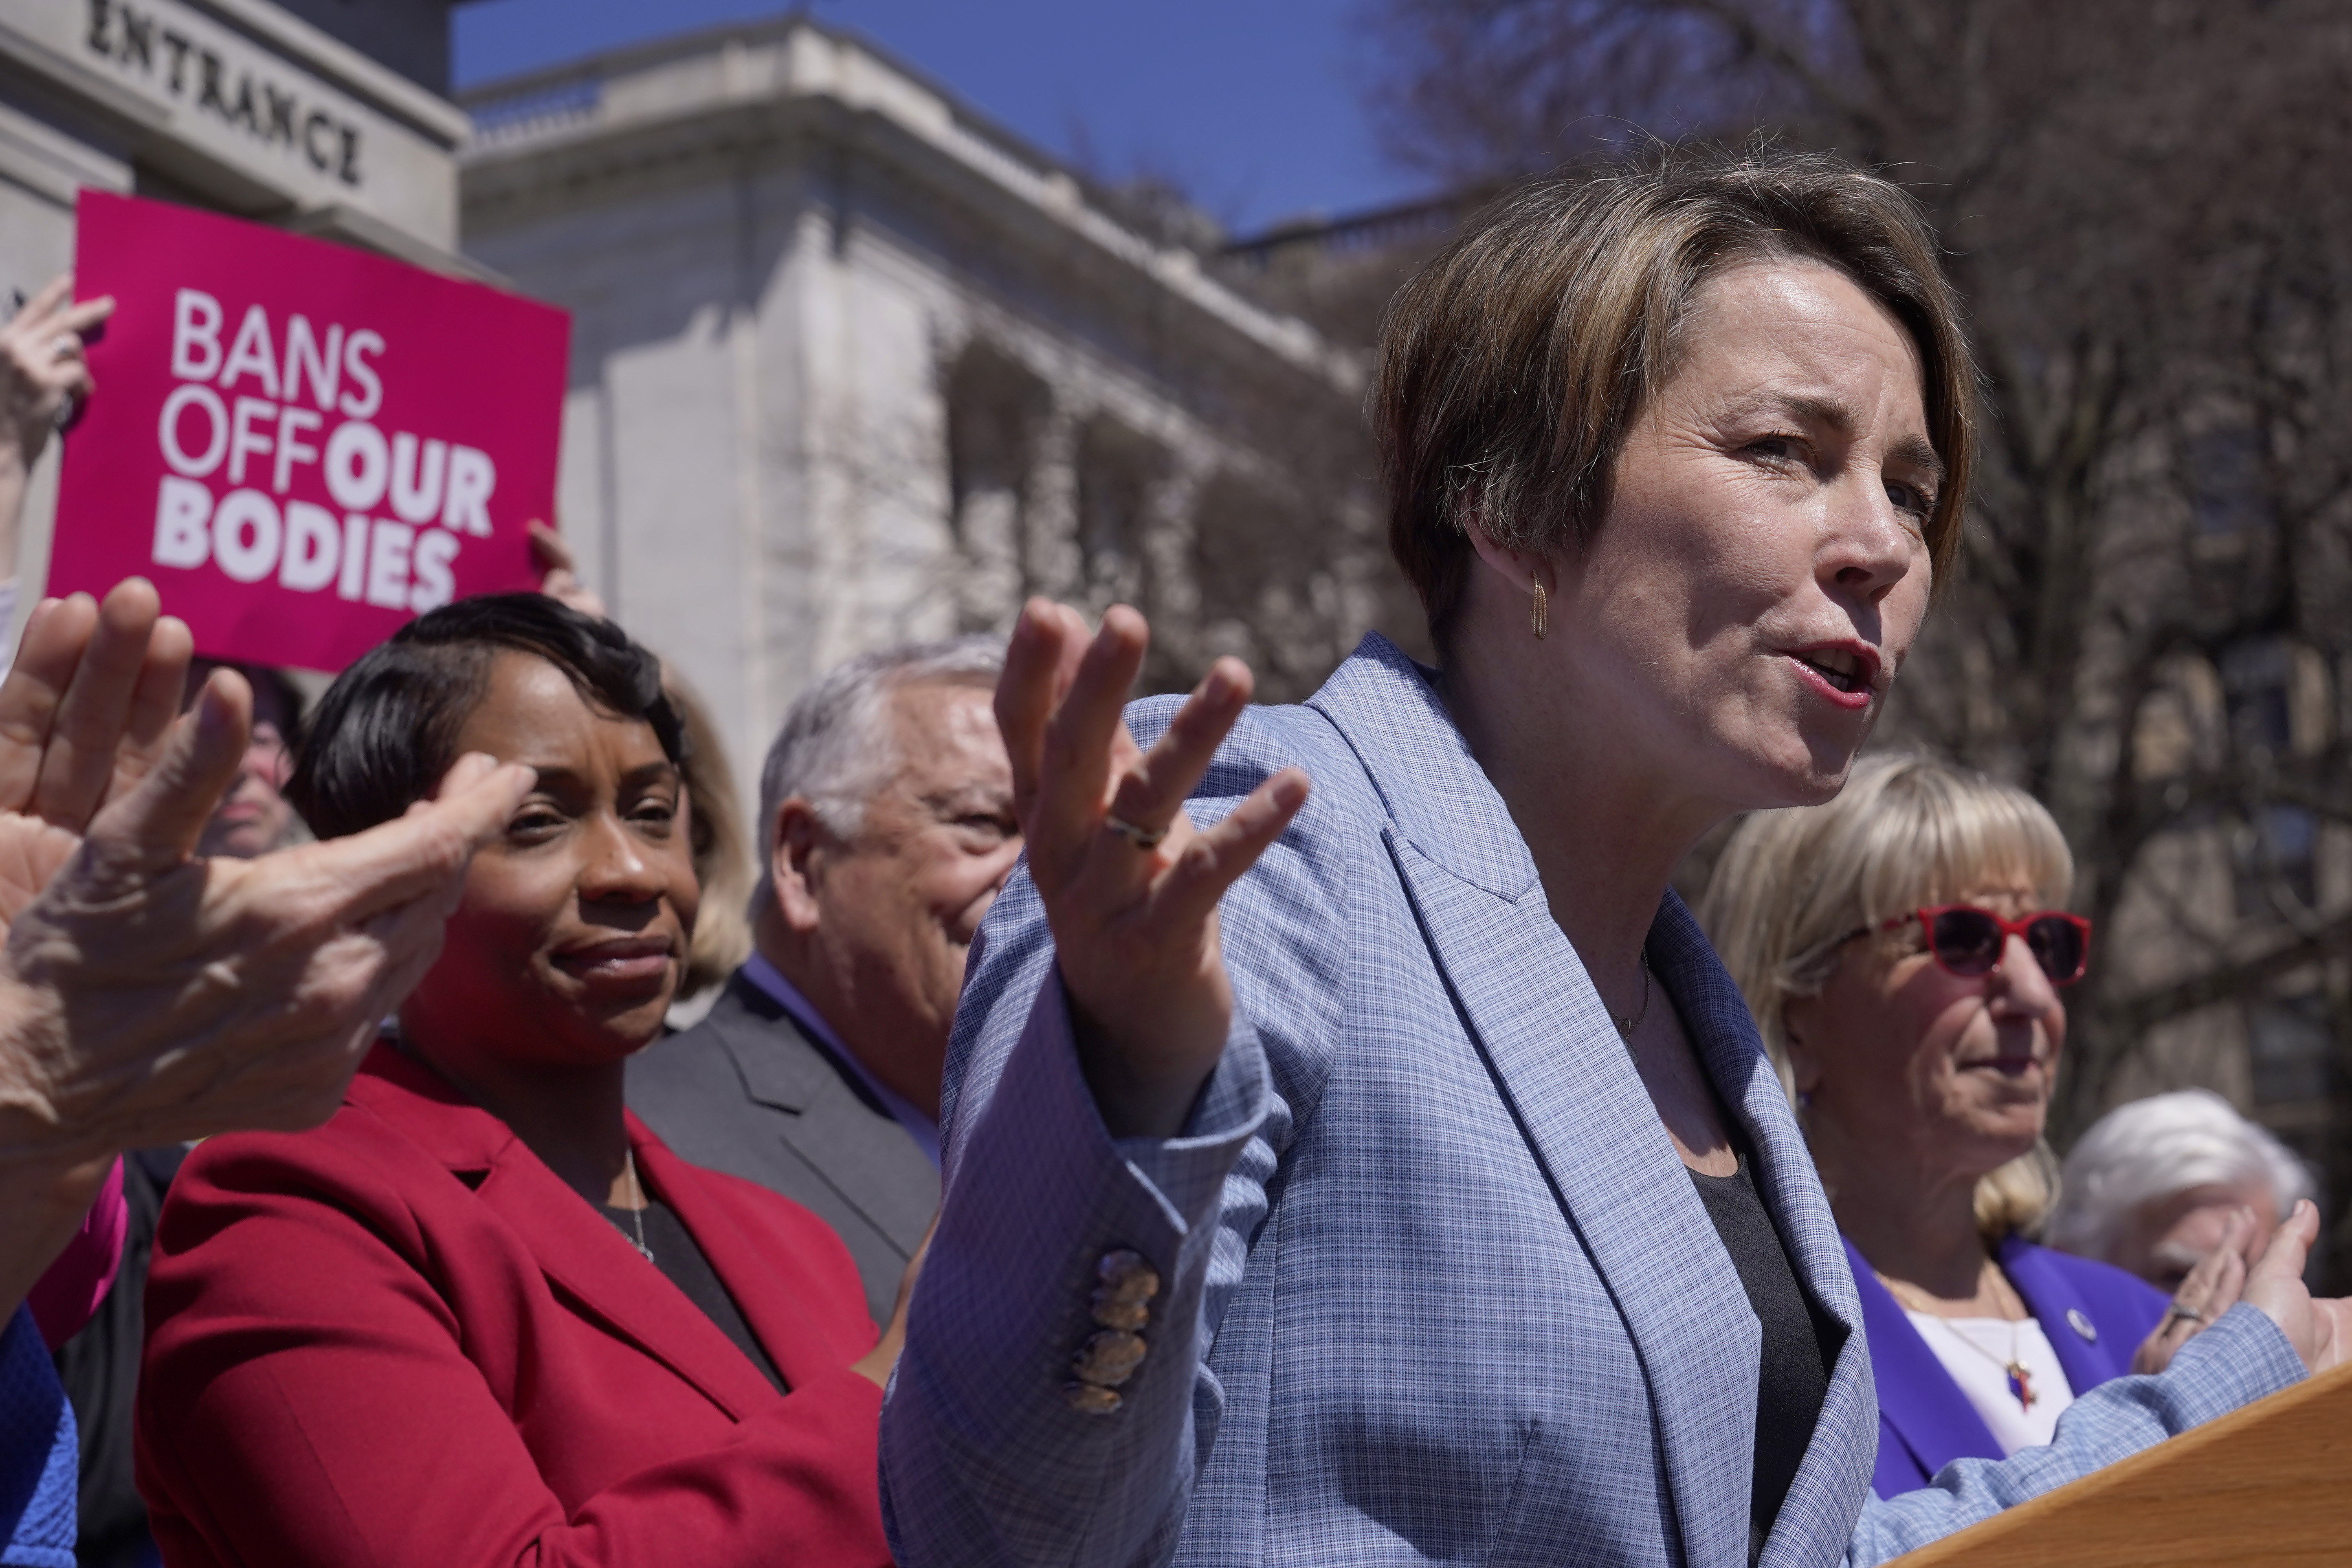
top-left (1904, 1311), bottom-right (2077, 1454)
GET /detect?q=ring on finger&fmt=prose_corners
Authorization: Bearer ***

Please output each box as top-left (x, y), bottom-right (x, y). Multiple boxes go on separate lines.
top-left (1102, 812), bottom-right (1169, 851)
top-left (46, 334), bottom-right (80, 360)
top-left (2164, 1304), bottom-right (2207, 1330)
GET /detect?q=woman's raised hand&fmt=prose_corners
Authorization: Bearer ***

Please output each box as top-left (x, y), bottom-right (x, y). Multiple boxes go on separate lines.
top-left (2131, 1209), bottom-right (2253, 1374)
top-left (528, 520), bottom-right (608, 621)
top-left (0, 274), bottom-right (112, 465)
top-left (2135, 1200), bottom-right (2352, 1377)
top-left (0, 581), bottom-right (192, 839)
top-left (2241, 1200), bottom-right (2352, 1374)
top-left (996, 600), bottom-right (1307, 1138)
top-left (0, 580), bottom-right (536, 1159)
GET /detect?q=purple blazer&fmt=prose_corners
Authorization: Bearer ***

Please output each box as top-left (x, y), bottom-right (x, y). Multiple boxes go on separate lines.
top-left (1844, 1233), bottom-right (2170, 1498)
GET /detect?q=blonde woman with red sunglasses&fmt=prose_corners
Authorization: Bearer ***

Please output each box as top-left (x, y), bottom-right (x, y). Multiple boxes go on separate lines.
top-left (1700, 751), bottom-right (2281, 1498)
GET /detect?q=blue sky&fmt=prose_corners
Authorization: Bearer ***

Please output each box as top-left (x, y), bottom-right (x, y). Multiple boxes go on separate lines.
top-left (451, 1), bottom-right (1430, 238)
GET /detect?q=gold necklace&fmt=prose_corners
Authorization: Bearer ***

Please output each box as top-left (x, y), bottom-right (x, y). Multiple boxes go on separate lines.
top-left (620, 1150), bottom-right (654, 1264)
top-left (1881, 1271), bottom-right (2036, 1411)
top-left (1611, 953), bottom-right (1653, 1042)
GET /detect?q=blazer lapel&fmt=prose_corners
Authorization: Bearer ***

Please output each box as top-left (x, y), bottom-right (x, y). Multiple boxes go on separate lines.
top-left (1840, 1239), bottom-right (2003, 1479)
top-left (476, 1146), bottom-right (785, 1420)
top-left (709, 976), bottom-right (838, 1114)
top-left (633, 1126), bottom-right (872, 1392)
top-left (1315, 640), bottom-right (1761, 1568)
top-left (1317, 639), bottom-right (1759, 1568)
top-left (1653, 895), bottom-right (1855, 1328)
top-left (710, 987), bottom-right (940, 1253)
top-left (1653, 904), bottom-right (1880, 1561)
top-left (2000, 1235), bottom-right (2121, 1393)
top-left (1309, 636), bottom-right (1895, 1568)
top-left (354, 1045), bottom-right (785, 1420)
top-left (1385, 838), bottom-right (1755, 1568)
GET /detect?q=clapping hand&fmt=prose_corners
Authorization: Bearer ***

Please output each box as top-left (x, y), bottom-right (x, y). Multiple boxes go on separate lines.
top-left (995, 600), bottom-right (1307, 1139)
top-left (0, 582), bottom-right (190, 913)
top-left (0, 579), bottom-right (534, 1163)
top-left (2132, 1209), bottom-right (2254, 1375)
top-left (2132, 1200), bottom-right (2352, 1377)
top-left (2240, 1201), bottom-right (2352, 1374)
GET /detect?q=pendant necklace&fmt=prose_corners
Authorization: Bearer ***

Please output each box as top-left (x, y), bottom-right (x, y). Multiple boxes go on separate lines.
top-left (1927, 1313), bottom-right (2036, 1411)
top-left (1612, 953), bottom-right (1653, 1042)
top-left (1883, 1273), bottom-right (2036, 1411)
top-left (621, 1150), bottom-right (655, 1265)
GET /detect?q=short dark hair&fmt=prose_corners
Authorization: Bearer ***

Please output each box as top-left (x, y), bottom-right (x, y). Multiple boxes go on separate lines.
top-left (287, 595), bottom-right (686, 840)
top-left (1377, 142), bottom-right (1976, 651)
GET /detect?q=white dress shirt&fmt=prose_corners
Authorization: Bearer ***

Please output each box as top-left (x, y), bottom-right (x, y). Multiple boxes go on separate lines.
top-left (1904, 1310), bottom-right (2077, 1454)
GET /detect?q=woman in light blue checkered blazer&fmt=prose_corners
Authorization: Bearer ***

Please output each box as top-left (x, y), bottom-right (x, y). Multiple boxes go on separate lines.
top-left (880, 145), bottom-right (2350, 1568)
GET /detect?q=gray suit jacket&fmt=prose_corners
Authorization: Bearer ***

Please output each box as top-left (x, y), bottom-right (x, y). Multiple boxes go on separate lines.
top-left (626, 970), bottom-right (939, 1324)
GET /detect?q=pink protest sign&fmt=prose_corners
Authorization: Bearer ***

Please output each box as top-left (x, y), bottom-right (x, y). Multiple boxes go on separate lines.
top-left (52, 191), bottom-right (569, 671)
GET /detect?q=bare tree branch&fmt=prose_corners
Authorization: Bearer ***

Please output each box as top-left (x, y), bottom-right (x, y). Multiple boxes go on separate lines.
top-left (2108, 907), bottom-right (2352, 1041)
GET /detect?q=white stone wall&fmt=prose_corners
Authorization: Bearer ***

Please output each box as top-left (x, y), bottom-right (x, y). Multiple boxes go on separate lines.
top-left (460, 18), bottom-right (1361, 825)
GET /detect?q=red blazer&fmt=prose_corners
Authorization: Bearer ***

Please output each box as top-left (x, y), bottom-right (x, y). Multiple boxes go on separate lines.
top-left (135, 1046), bottom-right (891, 1568)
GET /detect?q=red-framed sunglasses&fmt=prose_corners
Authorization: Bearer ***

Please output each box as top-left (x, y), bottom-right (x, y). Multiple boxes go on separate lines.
top-left (1864, 904), bottom-right (2093, 986)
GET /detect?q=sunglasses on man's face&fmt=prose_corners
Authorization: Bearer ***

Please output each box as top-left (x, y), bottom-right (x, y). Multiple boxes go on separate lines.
top-left (1873, 904), bottom-right (2092, 986)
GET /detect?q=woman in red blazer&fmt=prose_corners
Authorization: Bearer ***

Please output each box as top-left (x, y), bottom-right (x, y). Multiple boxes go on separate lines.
top-left (135, 596), bottom-right (901, 1568)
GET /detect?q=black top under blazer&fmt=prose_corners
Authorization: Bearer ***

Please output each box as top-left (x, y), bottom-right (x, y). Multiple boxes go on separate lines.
top-left (626, 969), bottom-right (939, 1324)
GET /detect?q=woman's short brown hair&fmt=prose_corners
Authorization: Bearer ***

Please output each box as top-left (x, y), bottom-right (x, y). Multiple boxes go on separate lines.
top-left (1376, 143), bottom-right (1976, 650)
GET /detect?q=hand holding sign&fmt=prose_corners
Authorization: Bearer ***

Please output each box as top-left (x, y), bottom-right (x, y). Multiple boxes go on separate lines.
top-left (527, 519), bottom-right (606, 620)
top-left (52, 193), bottom-right (566, 671)
top-left (1, 275), bottom-right (117, 579)
top-left (2, 275), bottom-right (114, 462)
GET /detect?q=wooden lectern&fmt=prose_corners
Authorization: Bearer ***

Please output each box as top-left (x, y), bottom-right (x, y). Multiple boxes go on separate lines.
top-left (1887, 1360), bottom-right (2352, 1566)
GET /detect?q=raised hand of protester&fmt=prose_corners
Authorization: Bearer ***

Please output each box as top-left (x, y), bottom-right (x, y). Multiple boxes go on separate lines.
top-left (0, 273), bottom-right (114, 584)
top-left (0, 580), bottom-right (536, 1160)
top-left (0, 273), bottom-right (112, 466)
top-left (2240, 1199), bottom-right (2352, 1374)
top-left (528, 520), bottom-right (608, 621)
top-left (996, 599), bottom-right (1308, 1139)
top-left (2131, 1207), bottom-right (2253, 1375)
top-left (0, 581), bottom-right (194, 845)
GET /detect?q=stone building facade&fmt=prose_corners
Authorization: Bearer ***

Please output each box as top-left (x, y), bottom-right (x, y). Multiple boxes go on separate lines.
top-left (457, 17), bottom-right (1380, 811)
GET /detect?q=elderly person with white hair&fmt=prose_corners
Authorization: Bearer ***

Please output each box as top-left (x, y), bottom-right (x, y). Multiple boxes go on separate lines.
top-left (2049, 1089), bottom-right (2314, 1293)
top-left (629, 636), bottom-right (1015, 1322)
top-left (1701, 752), bottom-right (2273, 1500)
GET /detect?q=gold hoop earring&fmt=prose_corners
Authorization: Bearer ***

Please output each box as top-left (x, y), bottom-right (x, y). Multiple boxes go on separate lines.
top-left (1530, 578), bottom-right (1549, 640)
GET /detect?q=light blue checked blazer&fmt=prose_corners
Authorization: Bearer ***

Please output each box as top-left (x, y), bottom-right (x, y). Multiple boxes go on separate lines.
top-left (879, 634), bottom-right (2303, 1568)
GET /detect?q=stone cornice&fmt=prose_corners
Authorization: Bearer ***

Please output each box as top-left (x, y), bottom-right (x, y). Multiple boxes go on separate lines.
top-left (183, 0), bottom-right (470, 145)
top-left (459, 20), bottom-right (1361, 397)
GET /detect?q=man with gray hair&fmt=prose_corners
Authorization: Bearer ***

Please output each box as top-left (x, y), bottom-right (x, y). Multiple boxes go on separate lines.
top-left (2047, 1088), bottom-right (2316, 1294)
top-left (627, 635), bottom-right (1016, 1323)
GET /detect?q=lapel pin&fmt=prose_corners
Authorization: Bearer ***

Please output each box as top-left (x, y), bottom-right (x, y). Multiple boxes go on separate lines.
top-left (2066, 1307), bottom-right (2097, 1342)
